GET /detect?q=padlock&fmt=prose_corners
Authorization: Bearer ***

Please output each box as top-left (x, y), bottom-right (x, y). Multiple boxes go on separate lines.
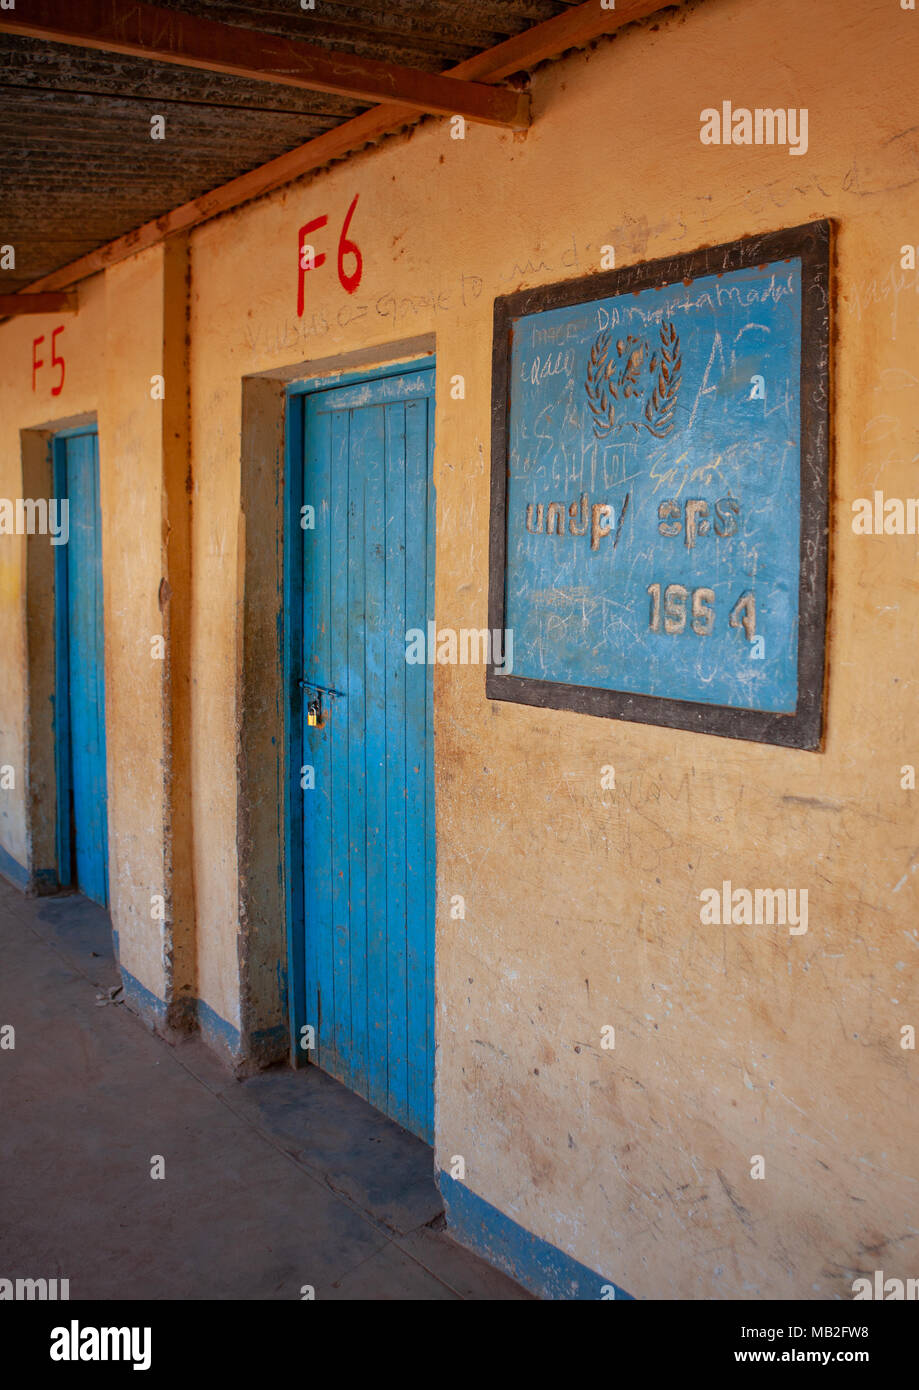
top-left (307, 695), bottom-right (321, 727)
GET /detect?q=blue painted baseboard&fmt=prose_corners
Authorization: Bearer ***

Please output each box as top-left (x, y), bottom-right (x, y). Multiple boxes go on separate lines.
top-left (195, 999), bottom-right (287, 1062)
top-left (120, 966), bottom-right (167, 1028)
top-left (0, 843), bottom-right (30, 892)
top-left (0, 847), bottom-right (61, 896)
top-left (438, 1171), bottom-right (633, 1300)
top-left (196, 995), bottom-right (242, 1055)
top-left (119, 967), bottom-right (286, 1065)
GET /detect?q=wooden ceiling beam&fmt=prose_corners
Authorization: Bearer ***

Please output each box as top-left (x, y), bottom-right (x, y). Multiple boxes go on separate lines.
top-left (0, 0), bottom-right (530, 128)
top-left (0, 292), bottom-right (77, 315)
top-left (459, 0), bottom-right (683, 79)
top-left (10, 0), bottom-right (683, 298)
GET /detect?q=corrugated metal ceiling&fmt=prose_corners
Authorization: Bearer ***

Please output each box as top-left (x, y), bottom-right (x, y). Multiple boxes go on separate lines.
top-left (0, 0), bottom-right (579, 293)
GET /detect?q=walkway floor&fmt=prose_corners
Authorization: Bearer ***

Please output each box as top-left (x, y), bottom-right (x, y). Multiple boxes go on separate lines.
top-left (0, 878), bottom-right (529, 1300)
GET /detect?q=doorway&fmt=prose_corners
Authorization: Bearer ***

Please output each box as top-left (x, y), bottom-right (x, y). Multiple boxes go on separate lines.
top-left (53, 428), bottom-right (109, 906)
top-left (287, 364), bottom-right (436, 1142)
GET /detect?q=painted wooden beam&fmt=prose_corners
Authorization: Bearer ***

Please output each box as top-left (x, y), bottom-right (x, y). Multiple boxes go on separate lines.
top-left (0, 0), bottom-right (530, 128)
top-left (0, 292), bottom-right (77, 314)
top-left (15, 0), bottom-right (683, 297)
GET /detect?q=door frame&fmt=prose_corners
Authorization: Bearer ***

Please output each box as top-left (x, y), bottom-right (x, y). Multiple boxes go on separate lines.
top-left (282, 355), bottom-right (437, 1090)
top-left (52, 425), bottom-right (108, 900)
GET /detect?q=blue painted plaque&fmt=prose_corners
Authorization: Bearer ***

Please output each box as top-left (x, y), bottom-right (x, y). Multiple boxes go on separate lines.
top-left (488, 224), bottom-right (830, 748)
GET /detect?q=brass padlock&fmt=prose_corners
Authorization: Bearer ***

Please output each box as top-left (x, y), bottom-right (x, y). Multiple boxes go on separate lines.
top-left (301, 679), bottom-right (344, 727)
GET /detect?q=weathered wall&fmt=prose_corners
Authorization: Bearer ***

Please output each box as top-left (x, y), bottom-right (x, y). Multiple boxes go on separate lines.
top-left (0, 275), bottom-right (105, 877)
top-left (2, 0), bottom-right (917, 1299)
top-left (98, 250), bottom-right (173, 1009)
top-left (0, 248), bottom-right (192, 1016)
top-left (186, 0), bottom-right (918, 1298)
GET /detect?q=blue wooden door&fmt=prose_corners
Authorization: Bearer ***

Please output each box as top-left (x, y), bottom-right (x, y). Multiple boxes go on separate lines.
top-left (55, 430), bottom-right (109, 906)
top-left (298, 368), bottom-right (435, 1142)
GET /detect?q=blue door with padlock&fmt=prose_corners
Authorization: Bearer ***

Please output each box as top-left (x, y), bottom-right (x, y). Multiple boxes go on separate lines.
top-left (295, 365), bottom-right (436, 1143)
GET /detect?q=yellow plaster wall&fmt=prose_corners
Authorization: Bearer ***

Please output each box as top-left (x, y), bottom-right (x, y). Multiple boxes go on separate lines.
top-left (0, 250), bottom-right (174, 1004)
top-left (187, 0), bottom-right (919, 1297)
top-left (0, 273), bottom-right (106, 868)
top-left (1, 0), bottom-right (916, 1299)
top-left (98, 251), bottom-right (172, 1002)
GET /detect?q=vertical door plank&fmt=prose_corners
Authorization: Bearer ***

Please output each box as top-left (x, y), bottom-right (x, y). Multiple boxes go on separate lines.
top-left (345, 406), bottom-right (374, 1100)
top-left (422, 395), bottom-right (436, 1143)
top-left (403, 397), bottom-right (432, 1135)
top-left (383, 401), bottom-right (410, 1129)
top-left (328, 408), bottom-right (353, 1088)
top-left (303, 401), bottom-right (333, 1072)
top-left (361, 404), bottom-right (389, 1114)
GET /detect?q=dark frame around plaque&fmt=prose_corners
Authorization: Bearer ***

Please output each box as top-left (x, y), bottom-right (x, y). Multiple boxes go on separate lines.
top-left (486, 219), bottom-right (831, 750)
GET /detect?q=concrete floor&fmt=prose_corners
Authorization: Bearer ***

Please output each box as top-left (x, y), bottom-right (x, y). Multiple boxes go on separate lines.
top-left (0, 877), bottom-right (529, 1300)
